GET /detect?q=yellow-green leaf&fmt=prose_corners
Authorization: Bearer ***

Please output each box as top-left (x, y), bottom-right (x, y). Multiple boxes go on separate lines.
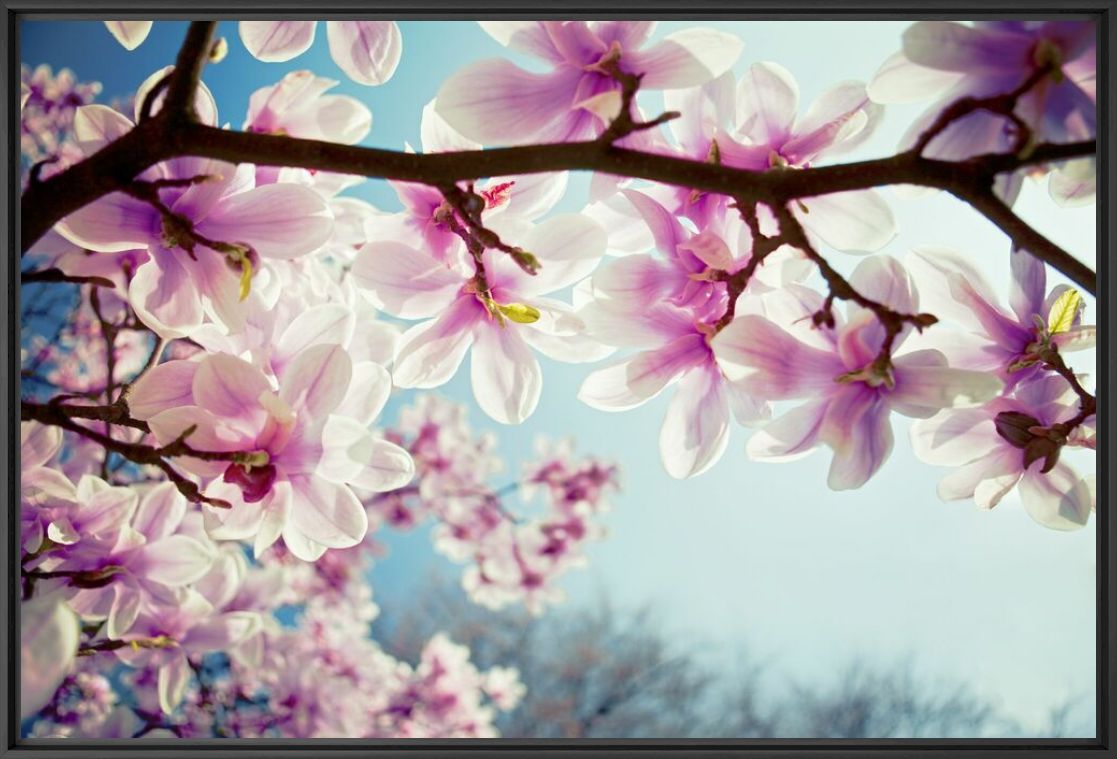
top-left (496, 302), bottom-right (541, 324)
top-left (1046, 288), bottom-right (1083, 335)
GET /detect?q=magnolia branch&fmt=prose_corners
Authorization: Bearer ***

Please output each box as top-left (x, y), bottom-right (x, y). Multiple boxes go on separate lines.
top-left (19, 23), bottom-right (1096, 295)
top-left (20, 399), bottom-right (269, 509)
top-left (773, 203), bottom-right (938, 376)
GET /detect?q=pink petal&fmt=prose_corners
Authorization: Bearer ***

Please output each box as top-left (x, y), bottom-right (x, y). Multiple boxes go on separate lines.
top-left (239, 21), bottom-right (317, 62)
top-left (21, 421), bottom-right (62, 469)
top-left (849, 254), bottom-right (917, 314)
top-left (280, 523), bottom-right (327, 562)
top-left (890, 350), bottom-right (1004, 417)
top-left (497, 214), bottom-right (607, 297)
top-left (746, 397), bottom-right (830, 462)
top-left (279, 343), bottom-right (352, 420)
top-left (907, 248), bottom-right (1029, 348)
top-left (107, 585), bottom-right (141, 639)
top-left (147, 406), bottom-right (248, 479)
top-left (592, 20), bottom-right (657, 50)
top-left (127, 253), bottom-right (204, 340)
top-left (134, 534), bottom-right (215, 586)
top-left (325, 21), bottom-right (402, 86)
top-left (624, 28), bottom-right (743, 89)
top-left (578, 333), bottom-right (707, 410)
top-left (714, 315), bottom-right (844, 399)
top-left (203, 480), bottom-right (271, 541)
top-left (183, 612), bottom-right (261, 652)
top-left (192, 353), bottom-right (272, 428)
top-left (659, 364), bottom-right (730, 478)
top-left (334, 361), bottom-right (392, 426)
top-left (470, 323), bottom-right (543, 424)
top-left (288, 475), bottom-right (368, 549)
top-left (55, 192), bottom-right (155, 253)
top-left (735, 61), bottom-right (799, 145)
top-left (393, 296), bottom-right (483, 388)
top-left (867, 51), bottom-right (962, 104)
top-left (198, 184), bottom-right (333, 260)
top-left (434, 59), bottom-right (583, 145)
top-left (783, 82), bottom-right (880, 162)
top-left (275, 303), bottom-right (356, 366)
top-left (1008, 249), bottom-right (1047, 325)
top-left (252, 480), bottom-right (293, 556)
top-left (799, 189), bottom-right (896, 254)
top-left (350, 241), bottom-right (463, 318)
top-left (902, 21), bottom-right (1031, 73)
top-left (1019, 462), bottom-right (1093, 530)
top-left (478, 21), bottom-right (563, 63)
top-left (157, 654), bottom-right (191, 714)
top-left (909, 408), bottom-right (1001, 466)
top-left (591, 254), bottom-right (680, 302)
top-left (72, 104), bottom-right (134, 154)
top-left (20, 595), bottom-right (78, 719)
top-left (936, 448), bottom-right (1021, 505)
top-left (104, 20), bottom-right (153, 50)
top-left (821, 385), bottom-right (894, 490)
top-left (622, 189), bottom-right (689, 261)
top-left (131, 482), bottom-right (187, 542)
top-left (319, 415), bottom-right (415, 491)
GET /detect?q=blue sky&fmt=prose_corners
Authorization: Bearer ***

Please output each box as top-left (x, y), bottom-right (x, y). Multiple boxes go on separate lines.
top-left (20, 19), bottom-right (1098, 735)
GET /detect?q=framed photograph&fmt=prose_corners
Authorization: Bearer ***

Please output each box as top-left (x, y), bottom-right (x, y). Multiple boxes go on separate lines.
top-left (4, 3), bottom-right (1110, 758)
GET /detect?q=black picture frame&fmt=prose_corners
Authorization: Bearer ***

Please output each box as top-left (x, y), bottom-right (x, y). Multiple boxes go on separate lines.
top-left (2, 2), bottom-right (1113, 757)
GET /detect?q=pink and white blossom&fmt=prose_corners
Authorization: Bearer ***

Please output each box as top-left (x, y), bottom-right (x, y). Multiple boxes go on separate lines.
top-left (911, 373), bottom-right (1093, 530)
top-left (435, 21), bottom-right (743, 145)
top-left (717, 256), bottom-right (1003, 489)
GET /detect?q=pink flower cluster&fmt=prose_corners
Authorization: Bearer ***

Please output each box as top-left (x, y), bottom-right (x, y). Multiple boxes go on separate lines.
top-left (376, 395), bottom-right (620, 614)
top-left (20, 63), bottom-right (101, 166)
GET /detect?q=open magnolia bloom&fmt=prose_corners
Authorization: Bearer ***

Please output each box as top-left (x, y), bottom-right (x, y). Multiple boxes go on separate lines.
top-left (660, 63), bottom-right (895, 255)
top-left (911, 374), bottom-right (1094, 530)
top-left (129, 344), bottom-right (415, 560)
top-left (352, 213), bottom-right (611, 425)
top-left (716, 256), bottom-right (1004, 490)
top-left (869, 20), bottom-right (1096, 205)
top-left (53, 71), bottom-right (334, 339)
top-left (435, 20), bottom-right (743, 145)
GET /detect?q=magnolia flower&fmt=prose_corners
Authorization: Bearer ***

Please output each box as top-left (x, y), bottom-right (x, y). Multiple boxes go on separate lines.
top-left (352, 213), bottom-right (608, 424)
top-left (907, 247), bottom-right (1095, 386)
top-left (869, 20), bottom-right (1096, 205)
top-left (435, 21), bottom-right (743, 145)
top-left (115, 588), bottom-right (262, 714)
top-left (717, 256), bottom-right (1004, 490)
top-left (51, 483), bottom-right (217, 639)
top-left (245, 70), bottom-right (372, 144)
top-left (578, 190), bottom-right (780, 478)
top-left (372, 101), bottom-right (570, 265)
top-left (54, 75), bottom-right (334, 339)
top-left (661, 63), bottom-right (893, 253)
top-left (239, 21), bottom-right (402, 86)
top-left (130, 345), bottom-right (414, 561)
top-left (911, 374), bottom-right (1093, 530)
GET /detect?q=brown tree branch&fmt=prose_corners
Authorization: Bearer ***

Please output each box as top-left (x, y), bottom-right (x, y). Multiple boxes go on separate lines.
top-left (949, 188), bottom-right (1096, 294)
top-left (18, 22), bottom-right (1097, 303)
top-left (21, 268), bottom-right (115, 288)
top-left (162, 21), bottom-right (217, 121)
